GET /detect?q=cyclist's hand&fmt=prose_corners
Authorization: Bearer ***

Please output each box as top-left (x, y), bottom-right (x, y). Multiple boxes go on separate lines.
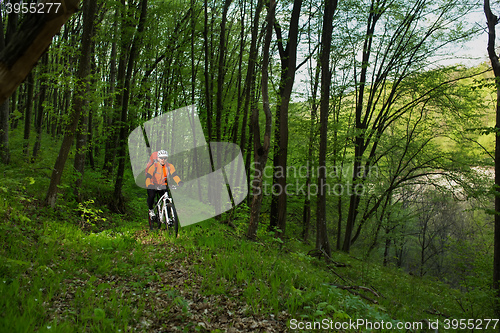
top-left (177, 181), bottom-right (184, 188)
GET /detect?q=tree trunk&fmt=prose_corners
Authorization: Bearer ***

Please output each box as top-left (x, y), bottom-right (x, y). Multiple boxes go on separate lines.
top-left (0, 0), bottom-right (79, 105)
top-left (383, 229), bottom-right (391, 266)
top-left (32, 53), bottom-right (49, 161)
top-left (74, 47), bottom-right (96, 197)
top-left (113, 0), bottom-right (148, 212)
top-left (73, 102), bottom-right (90, 198)
top-left (216, 0), bottom-right (232, 142)
top-left (0, 99), bottom-right (8, 164)
top-left (302, 5), bottom-right (320, 242)
top-left (0, 11), bottom-right (9, 164)
top-left (420, 218), bottom-right (428, 277)
top-left (102, 8), bottom-right (119, 175)
top-left (23, 72), bottom-right (34, 158)
top-left (88, 106), bottom-right (95, 169)
top-left (247, 0), bottom-right (274, 240)
top-left (366, 194), bottom-right (391, 258)
top-left (209, 0), bottom-right (232, 218)
top-left (191, 0), bottom-right (196, 105)
top-left (5, 9), bottom-right (18, 153)
top-left (316, 0), bottom-right (338, 258)
top-left (230, 0), bottom-right (247, 146)
top-left (203, 0), bottom-right (214, 141)
top-left (484, 0), bottom-right (500, 317)
top-left (49, 53), bottom-right (59, 137)
top-left (269, 0), bottom-right (303, 238)
top-left (342, 2), bottom-right (380, 253)
top-left (239, 0), bottom-right (262, 179)
top-left (232, 0), bottom-right (261, 211)
top-left (45, 0), bottom-right (97, 208)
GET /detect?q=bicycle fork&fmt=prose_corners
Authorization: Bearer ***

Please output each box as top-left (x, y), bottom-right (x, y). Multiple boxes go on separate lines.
top-left (159, 200), bottom-right (174, 226)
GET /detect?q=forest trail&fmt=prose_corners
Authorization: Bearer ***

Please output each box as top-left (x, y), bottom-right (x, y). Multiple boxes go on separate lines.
top-left (44, 229), bottom-right (289, 332)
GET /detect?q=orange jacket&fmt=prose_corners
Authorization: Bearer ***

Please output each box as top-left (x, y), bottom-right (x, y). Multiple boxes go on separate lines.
top-left (145, 161), bottom-right (181, 187)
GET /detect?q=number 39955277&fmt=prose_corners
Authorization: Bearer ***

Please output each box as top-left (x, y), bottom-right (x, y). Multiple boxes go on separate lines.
top-left (3, 2), bottom-right (62, 14)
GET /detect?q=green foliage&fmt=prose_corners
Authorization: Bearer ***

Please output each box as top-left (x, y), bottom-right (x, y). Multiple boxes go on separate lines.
top-left (0, 145), bottom-right (497, 331)
top-left (0, 0), bottom-right (496, 329)
top-left (76, 199), bottom-right (108, 232)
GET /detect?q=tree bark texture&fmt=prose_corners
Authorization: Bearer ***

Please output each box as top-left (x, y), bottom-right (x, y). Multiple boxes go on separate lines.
top-left (23, 72), bottom-right (34, 157)
top-left (0, 0), bottom-right (79, 105)
top-left (343, 0), bottom-right (381, 252)
top-left (203, 0), bottom-right (214, 142)
top-left (269, 0), bottom-right (303, 237)
top-left (247, 0), bottom-right (274, 240)
top-left (32, 53), bottom-right (49, 161)
top-left (484, 0), bottom-right (500, 318)
top-left (239, 0), bottom-right (263, 171)
top-left (316, 0), bottom-right (338, 257)
top-left (0, 10), bottom-right (9, 164)
top-left (216, 0), bottom-right (232, 142)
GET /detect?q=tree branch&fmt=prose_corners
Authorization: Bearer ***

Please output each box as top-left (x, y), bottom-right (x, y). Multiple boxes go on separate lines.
top-left (0, 0), bottom-right (80, 104)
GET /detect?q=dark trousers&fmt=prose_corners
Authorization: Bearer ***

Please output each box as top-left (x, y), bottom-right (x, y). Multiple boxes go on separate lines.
top-left (147, 188), bottom-right (167, 210)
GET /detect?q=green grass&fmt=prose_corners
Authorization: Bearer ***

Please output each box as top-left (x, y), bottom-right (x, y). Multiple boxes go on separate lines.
top-left (0, 183), bottom-right (496, 332)
top-left (0, 130), bottom-right (497, 332)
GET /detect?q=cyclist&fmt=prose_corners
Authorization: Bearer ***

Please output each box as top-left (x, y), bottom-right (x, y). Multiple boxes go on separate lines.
top-left (145, 150), bottom-right (183, 224)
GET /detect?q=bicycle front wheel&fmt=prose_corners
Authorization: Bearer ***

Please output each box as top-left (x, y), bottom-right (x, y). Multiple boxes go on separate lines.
top-left (173, 211), bottom-right (179, 237)
top-left (166, 203), bottom-right (179, 237)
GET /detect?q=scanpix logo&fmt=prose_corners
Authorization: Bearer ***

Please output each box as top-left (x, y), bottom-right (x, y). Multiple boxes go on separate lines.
top-left (128, 105), bottom-right (248, 227)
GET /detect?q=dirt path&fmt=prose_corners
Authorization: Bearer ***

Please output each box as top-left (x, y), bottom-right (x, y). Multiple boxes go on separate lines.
top-left (46, 230), bottom-right (289, 332)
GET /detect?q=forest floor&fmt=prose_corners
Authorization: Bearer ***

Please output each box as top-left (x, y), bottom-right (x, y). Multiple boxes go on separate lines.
top-left (44, 229), bottom-right (289, 332)
top-left (0, 160), bottom-right (496, 332)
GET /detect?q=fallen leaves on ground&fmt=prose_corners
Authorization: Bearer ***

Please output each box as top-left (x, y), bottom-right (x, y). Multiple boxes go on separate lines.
top-left (45, 229), bottom-right (290, 332)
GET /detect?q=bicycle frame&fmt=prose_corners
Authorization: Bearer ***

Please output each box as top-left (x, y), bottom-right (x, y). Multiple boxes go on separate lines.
top-left (153, 187), bottom-right (179, 235)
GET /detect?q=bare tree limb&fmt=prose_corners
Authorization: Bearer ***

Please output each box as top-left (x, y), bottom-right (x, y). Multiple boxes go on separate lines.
top-left (332, 284), bottom-right (380, 304)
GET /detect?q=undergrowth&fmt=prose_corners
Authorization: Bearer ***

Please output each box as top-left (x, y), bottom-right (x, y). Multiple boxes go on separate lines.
top-left (0, 131), bottom-right (497, 332)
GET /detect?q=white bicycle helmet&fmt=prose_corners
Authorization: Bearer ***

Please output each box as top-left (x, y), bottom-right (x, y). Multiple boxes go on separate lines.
top-left (157, 150), bottom-right (169, 159)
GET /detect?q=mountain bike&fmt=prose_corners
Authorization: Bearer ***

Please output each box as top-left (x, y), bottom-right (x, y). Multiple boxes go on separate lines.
top-left (148, 186), bottom-right (179, 237)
